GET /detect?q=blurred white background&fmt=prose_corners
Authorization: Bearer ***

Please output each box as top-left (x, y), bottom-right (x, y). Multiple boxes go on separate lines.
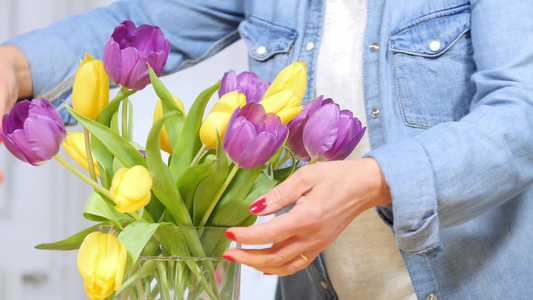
top-left (0, 0), bottom-right (277, 299)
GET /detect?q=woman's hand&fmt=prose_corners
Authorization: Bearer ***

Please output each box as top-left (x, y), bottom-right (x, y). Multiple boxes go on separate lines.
top-left (223, 158), bottom-right (392, 276)
top-left (0, 45), bottom-right (33, 185)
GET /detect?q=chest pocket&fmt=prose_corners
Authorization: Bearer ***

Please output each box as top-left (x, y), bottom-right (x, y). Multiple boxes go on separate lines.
top-left (389, 5), bottom-right (476, 129)
top-left (238, 16), bottom-right (297, 82)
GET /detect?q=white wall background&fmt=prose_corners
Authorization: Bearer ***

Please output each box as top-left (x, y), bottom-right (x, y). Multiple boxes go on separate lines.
top-left (0, 1), bottom-right (277, 299)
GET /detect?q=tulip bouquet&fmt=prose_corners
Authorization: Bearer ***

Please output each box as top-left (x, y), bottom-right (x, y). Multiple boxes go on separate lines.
top-left (0, 20), bottom-right (365, 300)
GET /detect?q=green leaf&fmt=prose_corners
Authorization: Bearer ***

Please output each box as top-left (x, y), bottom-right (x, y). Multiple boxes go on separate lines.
top-left (177, 160), bottom-right (215, 215)
top-left (66, 105), bottom-right (146, 169)
top-left (192, 134), bottom-right (229, 225)
top-left (207, 168), bottom-right (262, 227)
top-left (35, 225), bottom-right (100, 251)
top-left (145, 113), bottom-right (192, 226)
top-left (117, 221), bottom-right (160, 275)
top-left (148, 65), bottom-right (185, 162)
top-left (96, 87), bottom-right (137, 127)
top-left (82, 192), bottom-right (124, 229)
top-left (170, 81), bottom-right (220, 179)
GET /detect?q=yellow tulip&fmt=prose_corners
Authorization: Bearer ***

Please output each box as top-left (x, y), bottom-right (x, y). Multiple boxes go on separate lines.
top-left (260, 90), bottom-right (304, 124)
top-left (110, 165), bottom-right (152, 213)
top-left (152, 94), bottom-right (186, 154)
top-left (262, 62), bottom-right (307, 101)
top-left (63, 132), bottom-right (100, 177)
top-left (72, 53), bottom-right (110, 120)
top-left (77, 232), bottom-right (127, 300)
top-left (199, 91), bottom-right (246, 149)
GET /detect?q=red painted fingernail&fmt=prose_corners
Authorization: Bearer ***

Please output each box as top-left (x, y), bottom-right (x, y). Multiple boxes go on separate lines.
top-left (263, 273), bottom-right (274, 275)
top-left (249, 198), bottom-right (267, 214)
top-left (223, 255), bottom-right (235, 262)
top-left (225, 231), bottom-right (236, 241)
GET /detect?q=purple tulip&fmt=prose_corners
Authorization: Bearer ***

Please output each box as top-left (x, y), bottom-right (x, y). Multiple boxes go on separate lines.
top-left (287, 96), bottom-right (366, 162)
top-left (219, 70), bottom-right (270, 104)
top-left (0, 98), bottom-right (66, 166)
top-left (224, 103), bottom-right (288, 169)
top-left (103, 20), bottom-right (170, 90)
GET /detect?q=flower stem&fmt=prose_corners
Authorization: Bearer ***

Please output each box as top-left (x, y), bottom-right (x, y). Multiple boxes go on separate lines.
top-left (189, 145), bottom-right (207, 167)
top-left (54, 154), bottom-right (112, 200)
top-left (122, 96), bottom-right (129, 140)
top-left (274, 153), bottom-right (290, 169)
top-left (198, 164), bottom-right (240, 228)
top-left (83, 127), bottom-right (98, 183)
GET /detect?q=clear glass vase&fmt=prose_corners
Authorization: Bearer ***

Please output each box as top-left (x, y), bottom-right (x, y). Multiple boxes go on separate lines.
top-left (112, 226), bottom-right (240, 300)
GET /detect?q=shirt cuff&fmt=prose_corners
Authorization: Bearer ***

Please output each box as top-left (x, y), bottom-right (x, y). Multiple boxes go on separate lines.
top-left (365, 138), bottom-right (443, 257)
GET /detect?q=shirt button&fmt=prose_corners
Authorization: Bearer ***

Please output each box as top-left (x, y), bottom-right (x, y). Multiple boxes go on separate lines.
top-left (320, 281), bottom-right (329, 289)
top-left (256, 46), bottom-right (267, 55)
top-left (369, 42), bottom-right (380, 52)
top-left (429, 41), bottom-right (441, 52)
top-left (306, 41), bottom-right (315, 51)
top-left (427, 294), bottom-right (438, 300)
top-left (371, 109), bottom-right (380, 119)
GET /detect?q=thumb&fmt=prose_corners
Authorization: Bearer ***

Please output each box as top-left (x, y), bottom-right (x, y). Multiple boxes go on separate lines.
top-left (249, 165), bottom-right (316, 216)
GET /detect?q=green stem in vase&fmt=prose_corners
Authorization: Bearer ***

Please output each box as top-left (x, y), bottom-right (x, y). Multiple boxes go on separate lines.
top-left (157, 261), bottom-right (172, 300)
top-left (136, 278), bottom-right (147, 300)
top-left (198, 164), bottom-right (240, 228)
top-left (83, 127), bottom-right (98, 183)
top-left (54, 154), bottom-right (112, 200)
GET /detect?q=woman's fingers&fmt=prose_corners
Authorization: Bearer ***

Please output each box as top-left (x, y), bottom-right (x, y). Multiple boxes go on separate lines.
top-left (248, 166), bottom-right (317, 216)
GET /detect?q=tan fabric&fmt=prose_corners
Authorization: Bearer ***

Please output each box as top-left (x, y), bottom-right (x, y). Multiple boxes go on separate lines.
top-left (316, 0), bottom-right (417, 299)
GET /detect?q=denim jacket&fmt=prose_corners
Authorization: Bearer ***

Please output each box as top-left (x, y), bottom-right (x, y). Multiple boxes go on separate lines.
top-left (7, 0), bottom-right (533, 299)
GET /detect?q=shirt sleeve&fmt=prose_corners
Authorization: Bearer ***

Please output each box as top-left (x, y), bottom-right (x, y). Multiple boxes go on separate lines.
top-left (365, 1), bottom-right (533, 256)
top-left (3, 0), bottom-right (245, 124)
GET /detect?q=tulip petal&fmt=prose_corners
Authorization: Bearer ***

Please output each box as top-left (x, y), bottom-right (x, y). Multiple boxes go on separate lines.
top-left (237, 132), bottom-right (277, 169)
top-left (239, 103), bottom-right (266, 124)
top-left (120, 47), bottom-right (149, 90)
top-left (78, 232), bottom-right (101, 278)
top-left (219, 70), bottom-right (237, 97)
top-left (24, 114), bottom-right (64, 163)
top-left (2, 130), bottom-right (34, 163)
top-left (103, 40), bottom-right (123, 84)
top-left (303, 103), bottom-right (340, 160)
top-left (224, 117), bottom-right (257, 162)
top-left (4, 100), bottom-right (31, 132)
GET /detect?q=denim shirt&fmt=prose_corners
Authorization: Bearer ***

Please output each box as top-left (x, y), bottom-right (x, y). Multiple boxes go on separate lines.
top-left (7, 0), bottom-right (533, 299)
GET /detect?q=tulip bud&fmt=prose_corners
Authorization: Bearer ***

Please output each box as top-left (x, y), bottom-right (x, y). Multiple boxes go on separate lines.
top-left (224, 103), bottom-right (288, 169)
top-left (288, 96), bottom-right (366, 162)
top-left (72, 53), bottom-right (109, 120)
top-left (78, 232), bottom-right (127, 300)
top-left (152, 94), bottom-right (186, 154)
top-left (219, 70), bottom-right (270, 104)
top-left (0, 98), bottom-right (66, 166)
top-left (110, 165), bottom-right (153, 213)
top-left (103, 20), bottom-right (170, 90)
top-left (63, 132), bottom-right (101, 177)
top-left (199, 91), bottom-right (246, 149)
top-left (262, 62), bottom-right (307, 101)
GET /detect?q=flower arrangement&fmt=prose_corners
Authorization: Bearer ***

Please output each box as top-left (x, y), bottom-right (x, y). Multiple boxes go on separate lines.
top-left (0, 20), bottom-right (365, 300)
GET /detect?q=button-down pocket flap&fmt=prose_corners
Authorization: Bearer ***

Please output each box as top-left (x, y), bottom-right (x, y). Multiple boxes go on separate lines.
top-left (389, 7), bottom-right (471, 58)
top-left (238, 17), bottom-right (297, 62)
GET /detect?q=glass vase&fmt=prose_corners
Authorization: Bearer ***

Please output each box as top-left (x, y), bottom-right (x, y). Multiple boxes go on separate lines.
top-left (112, 226), bottom-right (240, 300)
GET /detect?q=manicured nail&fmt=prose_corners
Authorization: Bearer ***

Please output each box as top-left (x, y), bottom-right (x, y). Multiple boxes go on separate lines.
top-left (223, 255), bottom-right (235, 262)
top-left (225, 231), bottom-right (236, 241)
top-left (263, 273), bottom-right (274, 275)
top-left (249, 198), bottom-right (267, 214)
